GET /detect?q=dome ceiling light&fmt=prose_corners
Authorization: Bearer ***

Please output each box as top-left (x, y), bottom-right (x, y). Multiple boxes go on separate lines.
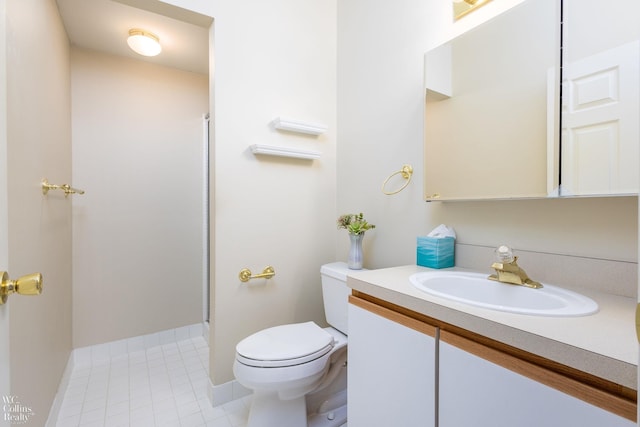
top-left (127, 29), bottom-right (162, 57)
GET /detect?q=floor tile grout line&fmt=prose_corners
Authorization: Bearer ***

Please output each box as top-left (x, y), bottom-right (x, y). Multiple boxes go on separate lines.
top-left (55, 336), bottom-right (248, 427)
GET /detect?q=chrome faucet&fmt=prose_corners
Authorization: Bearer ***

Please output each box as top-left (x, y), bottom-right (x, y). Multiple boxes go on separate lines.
top-left (488, 245), bottom-right (543, 289)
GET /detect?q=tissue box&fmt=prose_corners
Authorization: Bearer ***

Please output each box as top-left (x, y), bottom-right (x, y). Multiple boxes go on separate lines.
top-left (417, 236), bottom-right (455, 269)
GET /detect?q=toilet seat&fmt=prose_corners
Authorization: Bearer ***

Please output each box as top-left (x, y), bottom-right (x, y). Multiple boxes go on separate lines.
top-left (236, 322), bottom-right (335, 368)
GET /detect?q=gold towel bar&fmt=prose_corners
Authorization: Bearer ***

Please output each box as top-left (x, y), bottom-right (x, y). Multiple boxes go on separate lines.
top-left (382, 164), bottom-right (413, 195)
top-left (42, 178), bottom-right (85, 197)
top-left (239, 266), bottom-right (276, 282)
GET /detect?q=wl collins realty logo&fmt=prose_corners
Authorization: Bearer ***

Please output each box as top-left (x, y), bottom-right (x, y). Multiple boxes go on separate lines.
top-left (2, 395), bottom-right (35, 424)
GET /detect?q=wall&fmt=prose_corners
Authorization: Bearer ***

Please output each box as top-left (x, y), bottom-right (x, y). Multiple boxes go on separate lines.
top-left (5, 0), bottom-right (72, 424)
top-left (337, 0), bottom-right (431, 267)
top-left (337, 0), bottom-right (637, 272)
top-left (161, 0), bottom-right (638, 388)
top-left (71, 48), bottom-right (207, 347)
top-left (206, 0), bottom-right (337, 386)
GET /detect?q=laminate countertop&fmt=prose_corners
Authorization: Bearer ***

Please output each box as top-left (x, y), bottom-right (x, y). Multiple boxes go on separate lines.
top-left (347, 265), bottom-right (638, 390)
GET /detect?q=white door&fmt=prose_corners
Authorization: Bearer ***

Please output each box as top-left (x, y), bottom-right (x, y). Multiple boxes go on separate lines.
top-left (439, 337), bottom-right (635, 427)
top-left (1, 0), bottom-right (11, 425)
top-left (348, 303), bottom-right (437, 427)
top-left (0, 151), bottom-right (10, 427)
top-left (0, 269), bottom-right (8, 426)
top-left (1, 0), bottom-right (73, 424)
top-left (562, 41), bottom-right (640, 196)
top-left (0, 201), bottom-right (10, 427)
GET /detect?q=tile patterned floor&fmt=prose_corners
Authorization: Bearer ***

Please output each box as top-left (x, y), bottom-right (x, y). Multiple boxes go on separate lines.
top-left (55, 336), bottom-right (249, 427)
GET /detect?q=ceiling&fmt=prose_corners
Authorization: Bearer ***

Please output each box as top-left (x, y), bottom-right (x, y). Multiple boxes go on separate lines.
top-left (56, 0), bottom-right (210, 74)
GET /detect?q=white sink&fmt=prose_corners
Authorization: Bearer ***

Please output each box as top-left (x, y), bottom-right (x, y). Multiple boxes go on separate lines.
top-left (409, 271), bottom-right (598, 317)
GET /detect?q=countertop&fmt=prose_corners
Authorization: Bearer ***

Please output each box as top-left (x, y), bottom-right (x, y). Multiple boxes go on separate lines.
top-left (347, 265), bottom-right (638, 390)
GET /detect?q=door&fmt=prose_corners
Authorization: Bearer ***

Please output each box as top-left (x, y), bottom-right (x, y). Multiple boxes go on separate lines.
top-left (562, 41), bottom-right (640, 195)
top-left (1, 0), bottom-right (73, 425)
top-left (1, 1), bottom-right (11, 425)
top-left (348, 301), bottom-right (437, 427)
top-left (439, 334), bottom-right (635, 427)
top-left (0, 261), bottom-right (8, 426)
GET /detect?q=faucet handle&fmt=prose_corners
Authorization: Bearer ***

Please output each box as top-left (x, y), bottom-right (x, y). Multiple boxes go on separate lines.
top-left (495, 245), bottom-right (515, 263)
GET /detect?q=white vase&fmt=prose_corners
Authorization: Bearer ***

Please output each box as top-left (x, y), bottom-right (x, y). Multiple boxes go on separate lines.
top-left (348, 233), bottom-right (364, 270)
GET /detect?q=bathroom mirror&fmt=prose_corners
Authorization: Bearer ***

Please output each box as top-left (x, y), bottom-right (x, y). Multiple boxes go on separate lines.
top-left (424, 0), bottom-right (558, 201)
top-left (424, 0), bottom-right (640, 201)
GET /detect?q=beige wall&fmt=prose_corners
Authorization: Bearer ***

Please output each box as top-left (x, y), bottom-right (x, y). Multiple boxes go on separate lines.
top-left (337, 0), bottom-right (637, 272)
top-left (164, 0), bottom-right (637, 387)
top-left (337, 0), bottom-right (431, 268)
top-left (5, 0), bottom-right (72, 424)
top-left (5, 0), bottom-right (634, 420)
top-left (71, 48), bottom-right (208, 347)
top-left (203, 0), bottom-right (338, 385)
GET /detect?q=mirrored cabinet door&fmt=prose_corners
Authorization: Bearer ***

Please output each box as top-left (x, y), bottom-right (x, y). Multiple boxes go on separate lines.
top-left (424, 0), bottom-right (559, 201)
top-left (423, 0), bottom-right (639, 201)
top-left (560, 0), bottom-right (640, 197)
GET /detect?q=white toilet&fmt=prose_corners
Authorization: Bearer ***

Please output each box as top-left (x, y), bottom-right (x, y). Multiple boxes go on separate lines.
top-left (233, 262), bottom-right (354, 427)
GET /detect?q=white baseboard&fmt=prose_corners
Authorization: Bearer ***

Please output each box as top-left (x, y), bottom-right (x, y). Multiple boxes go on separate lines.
top-left (209, 379), bottom-right (251, 407)
top-left (71, 322), bottom-right (207, 367)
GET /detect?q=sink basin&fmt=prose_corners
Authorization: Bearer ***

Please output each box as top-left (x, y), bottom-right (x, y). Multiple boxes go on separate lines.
top-left (409, 271), bottom-right (598, 317)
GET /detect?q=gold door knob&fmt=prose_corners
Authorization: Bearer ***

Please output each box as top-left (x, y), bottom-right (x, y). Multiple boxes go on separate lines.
top-left (0, 271), bottom-right (43, 305)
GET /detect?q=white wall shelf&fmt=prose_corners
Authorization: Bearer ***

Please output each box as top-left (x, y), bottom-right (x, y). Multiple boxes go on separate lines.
top-left (272, 117), bottom-right (328, 136)
top-left (250, 144), bottom-right (321, 160)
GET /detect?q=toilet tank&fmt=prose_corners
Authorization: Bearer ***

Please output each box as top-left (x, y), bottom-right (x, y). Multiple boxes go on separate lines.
top-left (321, 262), bottom-right (365, 335)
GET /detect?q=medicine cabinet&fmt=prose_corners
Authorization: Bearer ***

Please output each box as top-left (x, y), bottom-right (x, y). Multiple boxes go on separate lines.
top-left (423, 0), bottom-right (639, 201)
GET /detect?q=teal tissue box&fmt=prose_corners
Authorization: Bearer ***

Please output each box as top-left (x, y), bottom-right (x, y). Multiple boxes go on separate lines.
top-left (417, 236), bottom-right (455, 269)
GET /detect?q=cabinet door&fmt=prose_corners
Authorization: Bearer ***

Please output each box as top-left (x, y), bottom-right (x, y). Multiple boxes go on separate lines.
top-left (439, 337), bottom-right (635, 427)
top-left (348, 302), bottom-right (436, 427)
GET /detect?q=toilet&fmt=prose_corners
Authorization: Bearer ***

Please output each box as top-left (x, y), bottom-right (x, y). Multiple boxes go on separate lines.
top-left (233, 262), bottom-right (354, 427)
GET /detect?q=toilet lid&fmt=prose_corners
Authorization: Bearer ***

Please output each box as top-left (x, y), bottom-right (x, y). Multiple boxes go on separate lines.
top-left (236, 322), bottom-right (335, 368)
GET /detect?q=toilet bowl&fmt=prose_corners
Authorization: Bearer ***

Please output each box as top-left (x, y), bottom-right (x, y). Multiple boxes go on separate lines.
top-left (233, 262), bottom-right (354, 427)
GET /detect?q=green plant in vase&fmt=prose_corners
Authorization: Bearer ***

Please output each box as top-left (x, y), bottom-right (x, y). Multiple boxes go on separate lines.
top-left (337, 213), bottom-right (375, 269)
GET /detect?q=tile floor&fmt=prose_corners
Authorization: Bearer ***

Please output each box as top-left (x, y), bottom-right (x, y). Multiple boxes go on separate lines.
top-left (55, 336), bottom-right (249, 427)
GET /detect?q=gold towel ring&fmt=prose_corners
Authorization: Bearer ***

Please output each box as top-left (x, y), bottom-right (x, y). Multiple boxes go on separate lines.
top-left (382, 164), bottom-right (413, 195)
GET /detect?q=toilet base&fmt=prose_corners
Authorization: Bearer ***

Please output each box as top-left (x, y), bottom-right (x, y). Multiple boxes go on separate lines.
top-left (246, 391), bottom-right (347, 427)
top-left (247, 391), bottom-right (307, 427)
top-left (307, 401), bottom-right (347, 427)
top-left (246, 366), bottom-right (348, 427)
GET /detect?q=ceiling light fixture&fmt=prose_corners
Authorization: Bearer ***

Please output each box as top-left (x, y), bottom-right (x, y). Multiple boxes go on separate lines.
top-left (127, 29), bottom-right (162, 57)
top-left (453, 0), bottom-right (491, 19)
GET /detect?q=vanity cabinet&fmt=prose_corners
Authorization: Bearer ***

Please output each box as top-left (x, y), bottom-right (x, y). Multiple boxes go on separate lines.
top-left (348, 293), bottom-right (636, 427)
top-left (439, 331), bottom-right (634, 427)
top-left (347, 300), bottom-right (437, 427)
